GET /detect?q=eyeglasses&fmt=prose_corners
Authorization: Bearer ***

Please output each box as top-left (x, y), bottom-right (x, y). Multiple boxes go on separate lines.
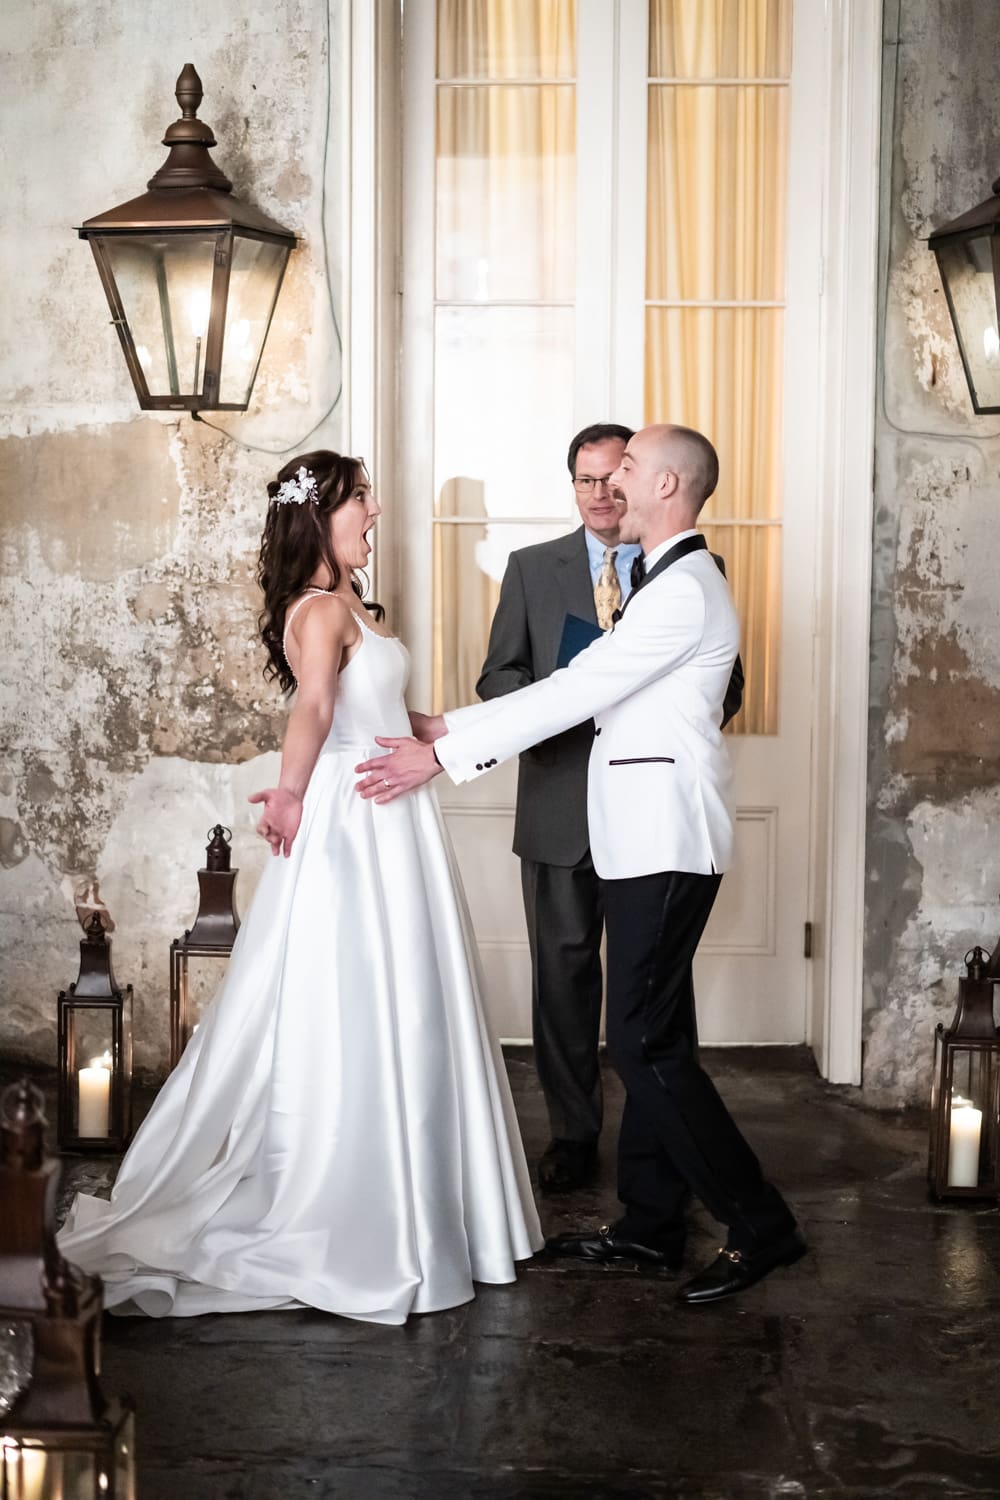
top-left (572, 474), bottom-right (615, 493)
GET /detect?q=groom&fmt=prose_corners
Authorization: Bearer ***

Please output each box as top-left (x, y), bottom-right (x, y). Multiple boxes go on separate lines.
top-left (356, 424), bottom-right (804, 1304)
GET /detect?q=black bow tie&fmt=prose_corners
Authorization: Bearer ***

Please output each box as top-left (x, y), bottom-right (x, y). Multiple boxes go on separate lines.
top-left (630, 554), bottom-right (647, 592)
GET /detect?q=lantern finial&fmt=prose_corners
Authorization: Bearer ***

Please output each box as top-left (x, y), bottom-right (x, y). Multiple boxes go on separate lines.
top-left (147, 65), bottom-right (232, 195)
top-left (175, 63), bottom-right (203, 119)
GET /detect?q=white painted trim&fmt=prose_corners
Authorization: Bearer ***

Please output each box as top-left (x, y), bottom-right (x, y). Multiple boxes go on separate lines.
top-left (574, 0), bottom-right (618, 424)
top-left (346, 0), bottom-right (376, 472)
top-left (399, 0), bottom-right (437, 706)
top-left (806, 0), bottom-right (882, 1085)
top-left (345, 0), bottom-right (401, 613)
top-left (611, 0), bottom-right (649, 424)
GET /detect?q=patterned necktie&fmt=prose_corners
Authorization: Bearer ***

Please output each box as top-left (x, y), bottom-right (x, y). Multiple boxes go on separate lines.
top-left (594, 546), bottom-right (621, 631)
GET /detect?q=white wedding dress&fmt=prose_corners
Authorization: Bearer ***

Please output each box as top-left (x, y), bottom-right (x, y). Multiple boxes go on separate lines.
top-left (58, 595), bottom-right (543, 1323)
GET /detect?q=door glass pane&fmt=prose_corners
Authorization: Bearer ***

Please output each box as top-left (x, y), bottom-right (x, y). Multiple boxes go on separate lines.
top-left (433, 521), bottom-right (571, 711)
top-left (701, 524), bottom-right (780, 735)
top-left (649, 0), bottom-right (791, 77)
top-left (646, 86), bottom-right (787, 301)
top-left (433, 0), bottom-right (577, 712)
top-left (646, 2), bottom-right (790, 736)
top-left (437, 0), bottom-right (576, 78)
top-left (435, 306), bottom-right (576, 519)
top-left (437, 85), bottom-right (575, 300)
top-left (645, 308), bottom-right (783, 518)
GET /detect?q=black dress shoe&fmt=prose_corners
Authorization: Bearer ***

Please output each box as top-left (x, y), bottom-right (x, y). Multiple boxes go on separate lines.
top-left (677, 1229), bottom-right (807, 1305)
top-left (537, 1139), bottom-right (597, 1194)
top-left (545, 1223), bottom-right (683, 1271)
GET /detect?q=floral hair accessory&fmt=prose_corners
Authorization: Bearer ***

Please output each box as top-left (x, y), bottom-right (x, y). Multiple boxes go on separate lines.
top-left (272, 467), bottom-right (318, 506)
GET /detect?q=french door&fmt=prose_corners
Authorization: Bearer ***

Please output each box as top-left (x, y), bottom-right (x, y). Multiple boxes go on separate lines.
top-left (396, 0), bottom-right (828, 1045)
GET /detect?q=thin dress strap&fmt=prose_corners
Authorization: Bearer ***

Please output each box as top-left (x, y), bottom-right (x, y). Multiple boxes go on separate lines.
top-left (282, 589), bottom-right (348, 670)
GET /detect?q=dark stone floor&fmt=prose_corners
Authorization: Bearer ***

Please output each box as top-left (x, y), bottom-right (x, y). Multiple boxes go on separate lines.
top-left (8, 1049), bottom-right (1000, 1498)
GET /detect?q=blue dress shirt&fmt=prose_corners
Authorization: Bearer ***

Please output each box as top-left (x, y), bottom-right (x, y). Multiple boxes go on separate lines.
top-left (583, 529), bottom-right (643, 603)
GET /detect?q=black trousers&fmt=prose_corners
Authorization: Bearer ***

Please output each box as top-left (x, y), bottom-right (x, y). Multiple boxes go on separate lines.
top-left (603, 870), bottom-right (796, 1254)
top-left (521, 852), bottom-right (605, 1145)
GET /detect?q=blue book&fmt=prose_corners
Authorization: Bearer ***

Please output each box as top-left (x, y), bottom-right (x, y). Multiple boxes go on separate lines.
top-left (557, 613), bottom-right (603, 669)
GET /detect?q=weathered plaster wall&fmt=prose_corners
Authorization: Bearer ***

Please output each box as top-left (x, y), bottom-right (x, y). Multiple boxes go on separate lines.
top-left (865, 1), bottom-right (1000, 1104)
top-left (1, 1), bottom-right (345, 1076)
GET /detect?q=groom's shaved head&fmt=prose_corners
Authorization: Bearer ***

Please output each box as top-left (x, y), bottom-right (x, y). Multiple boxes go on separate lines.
top-left (634, 424), bottom-right (719, 511)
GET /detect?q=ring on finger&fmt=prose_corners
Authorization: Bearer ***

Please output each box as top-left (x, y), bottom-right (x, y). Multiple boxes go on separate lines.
top-left (383, 778), bottom-right (391, 789)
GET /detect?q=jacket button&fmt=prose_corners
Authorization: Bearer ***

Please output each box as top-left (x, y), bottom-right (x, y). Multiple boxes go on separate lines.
top-left (475, 763), bottom-right (484, 771)
top-left (488, 759), bottom-right (497, 766)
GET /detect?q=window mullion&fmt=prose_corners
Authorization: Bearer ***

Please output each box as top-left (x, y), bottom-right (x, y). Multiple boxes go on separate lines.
top-left (573, 0), bottom-right (618, 429)
top-left (611, 0), bottom-right (650, 424)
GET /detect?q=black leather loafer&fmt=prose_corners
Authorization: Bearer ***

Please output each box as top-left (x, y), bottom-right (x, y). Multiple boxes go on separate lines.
top-left (677, 1229), bottom-right (807, 1305)
top-left (545, 1223), bottom-right (683, 1271)
top-left (537, 1139), bottom-right (598, 1194)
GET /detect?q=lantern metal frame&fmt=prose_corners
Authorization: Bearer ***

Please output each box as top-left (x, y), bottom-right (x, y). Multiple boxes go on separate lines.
top-left (927, 947), bottom-right (1000, 1201)
top-left (57, 916), bottom-right (133, 1155)
top-left (0, 1081), bottom-right (136, 1500)
top-left (928, 174), bottom-right (1000, 416)
top-left (77, 64), bottom-right (296, 414)
top-left (169, 826), bottom-right (241, 1069)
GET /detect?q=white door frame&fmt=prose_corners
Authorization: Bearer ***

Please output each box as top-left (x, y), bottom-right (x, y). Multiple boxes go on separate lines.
top-left (343, 0), bottom-right (881, 1086)
top-left (803, 0), bottom-right (881, 1085)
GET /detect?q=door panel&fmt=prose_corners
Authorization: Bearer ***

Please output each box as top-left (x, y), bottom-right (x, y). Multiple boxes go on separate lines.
top-left (400, 0), bottom-right (820, 1044)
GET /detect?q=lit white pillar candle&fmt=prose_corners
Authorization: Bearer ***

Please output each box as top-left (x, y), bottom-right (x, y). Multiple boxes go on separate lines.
top-left (78, 1054), bottom-right (111, 1137)
top-left (947, 1101), bottom-right (983, 1188)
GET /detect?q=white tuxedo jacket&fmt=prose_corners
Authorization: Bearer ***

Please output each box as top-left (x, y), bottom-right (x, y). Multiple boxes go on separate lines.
top-left (437, 544), bottom-right (740, 879)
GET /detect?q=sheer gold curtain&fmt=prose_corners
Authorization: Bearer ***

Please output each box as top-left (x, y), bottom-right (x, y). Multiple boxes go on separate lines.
top-left (433, 1), bottom-right (576, 710)
top-left (646, 0), bottom-right (790, 735)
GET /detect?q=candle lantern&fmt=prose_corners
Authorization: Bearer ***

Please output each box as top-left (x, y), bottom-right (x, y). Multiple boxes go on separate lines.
top-left (928, 947), bottom-right (1000, 1200)
top-left (0, 1081), bottom-right (136, 1500)
top-left (77, 64), bottom-right (296, 414)
top-left (169, 826), bottom-right (241, 1068)
top-left (929, 174), bottom-right (1000, 414)
top-left (57, 916), bottom-right (133, 1154)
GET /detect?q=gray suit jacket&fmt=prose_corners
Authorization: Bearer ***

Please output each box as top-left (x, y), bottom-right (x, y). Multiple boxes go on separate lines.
top-left (476, 527), bottom-right (743, 867)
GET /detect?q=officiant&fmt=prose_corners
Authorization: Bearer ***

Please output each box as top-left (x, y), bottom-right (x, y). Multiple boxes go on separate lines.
top-left (476, 422), bottom-right (744, 1194)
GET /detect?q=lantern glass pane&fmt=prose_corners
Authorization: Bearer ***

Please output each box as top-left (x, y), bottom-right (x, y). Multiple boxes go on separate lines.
top-left (945, 1043), bottom-right (1000, 1191)
top-left (935, 231), bottom-right (1000, 411)
top-left (1, 1439), bottom-right (48, 1500)
top-left (2, 1424), bottom-right (133, 1500)
top-left (66, 1007), bottom-right (115, 1141)
top-left (218, 237), bottom-right (290, 405)
top-left (101, 233), bottom-right (223, 400)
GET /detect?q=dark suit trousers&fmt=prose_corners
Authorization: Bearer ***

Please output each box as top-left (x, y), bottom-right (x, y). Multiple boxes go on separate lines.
top-left (521, 853), bottom-right (604, 1144)
top-left (603, 871), bottom-right (796, 1253)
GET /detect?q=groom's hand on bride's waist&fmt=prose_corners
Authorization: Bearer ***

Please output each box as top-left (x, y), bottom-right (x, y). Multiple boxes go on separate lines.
top-left (355, 735), bottom-right (444, 803)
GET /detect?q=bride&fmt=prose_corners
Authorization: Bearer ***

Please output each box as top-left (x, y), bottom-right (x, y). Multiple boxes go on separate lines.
top-left (57, 450), bottom-right (543, 1323)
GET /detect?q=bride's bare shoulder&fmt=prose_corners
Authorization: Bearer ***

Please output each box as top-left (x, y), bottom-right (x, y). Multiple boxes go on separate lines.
top-left (285, 591), bottom-right (362, 655)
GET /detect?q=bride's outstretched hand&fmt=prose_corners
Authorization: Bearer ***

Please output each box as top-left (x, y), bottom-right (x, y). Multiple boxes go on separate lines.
top-left (408, 711), bottom-right (447, 744)
top-left (356, 736), bottom-right (442, 803)
top-left (248, 787), bottom-right (303, 857)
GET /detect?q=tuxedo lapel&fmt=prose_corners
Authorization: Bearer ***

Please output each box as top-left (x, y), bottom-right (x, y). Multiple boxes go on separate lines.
top-left (615, 534), bottom-right (707, 622)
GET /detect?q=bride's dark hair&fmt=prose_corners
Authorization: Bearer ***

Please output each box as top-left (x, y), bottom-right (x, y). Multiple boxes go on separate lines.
top-left (257, 449), bottom-right (384, 693)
